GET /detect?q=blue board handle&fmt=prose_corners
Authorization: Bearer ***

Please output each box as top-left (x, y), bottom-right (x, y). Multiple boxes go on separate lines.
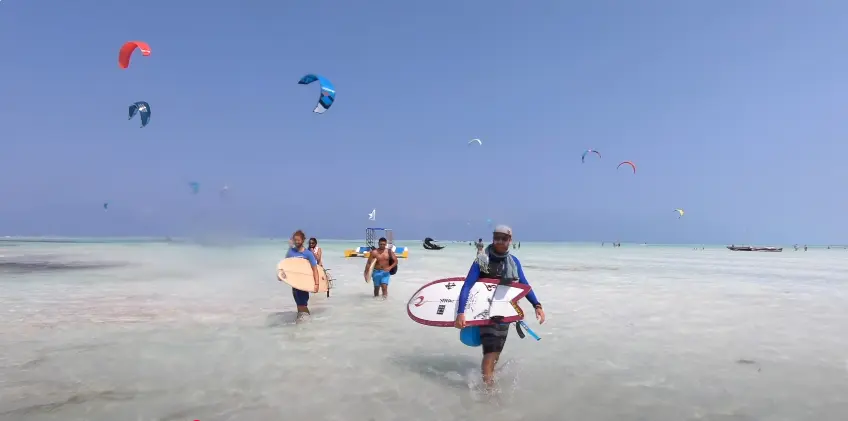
top-left (519, 321), bottom-right (541, 341)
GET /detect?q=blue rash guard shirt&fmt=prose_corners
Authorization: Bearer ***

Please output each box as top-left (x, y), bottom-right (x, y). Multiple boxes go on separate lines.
top-left (456, 255), bottom-right (540, 314)
top-left (286, 247), bottom-right (318, 265)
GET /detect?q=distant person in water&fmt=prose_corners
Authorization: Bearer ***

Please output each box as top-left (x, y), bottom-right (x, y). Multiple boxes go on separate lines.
top-left (283, 230), bottom-right (320, 321)
top-left (308, 237), bottom-right (323, 266)
top-left (455, 225), bottom-right (544, 389)
top-left (364, 237), bottom-right (396, 299)
top-left (475, 238), bottom-right (485, 255)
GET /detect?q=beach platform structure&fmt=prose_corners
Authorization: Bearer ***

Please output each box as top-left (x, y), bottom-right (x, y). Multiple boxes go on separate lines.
top-left (343, 227), bottom-right (409, 258)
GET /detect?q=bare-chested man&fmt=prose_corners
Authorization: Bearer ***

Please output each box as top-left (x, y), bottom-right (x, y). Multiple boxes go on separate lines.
top-left (363, 237), bottom-right (397, 298)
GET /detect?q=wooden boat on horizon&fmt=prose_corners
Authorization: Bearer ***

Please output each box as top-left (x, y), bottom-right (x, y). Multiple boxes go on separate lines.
top-left (727, 245), bottom-right (783, 252)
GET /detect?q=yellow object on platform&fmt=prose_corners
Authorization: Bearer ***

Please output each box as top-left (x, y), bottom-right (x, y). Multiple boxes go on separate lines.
top-left (343, 249), bottom-right (364, 258)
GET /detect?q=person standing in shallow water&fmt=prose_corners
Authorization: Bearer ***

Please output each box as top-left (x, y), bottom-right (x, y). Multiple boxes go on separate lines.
top-left (308, 237), bottom-right (323, 266)
top-left (454, 225), bottom-right (545, 389)
top-left (283, 230), bottom-right (320, 321)
top-left (364, 237), bottom-right (396, 299)
top-left (475, 238), bottom-right (485, 255)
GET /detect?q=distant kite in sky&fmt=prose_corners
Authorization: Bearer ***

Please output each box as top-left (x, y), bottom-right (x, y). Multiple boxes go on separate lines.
top-left (617, 161), bottom-right (636, 174)
top-left (581, 149), bottom-right (601, 163)
top-left (128, 101), bottom-right (151, 128)
top-left (298, 74), bottom-right (335, 114)
top-left (118, 41), bottom-right (151, 69)
top-left (468, 138), bottom-right (482, 146)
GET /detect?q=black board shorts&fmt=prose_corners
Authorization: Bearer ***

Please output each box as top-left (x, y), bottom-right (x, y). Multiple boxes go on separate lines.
top-left (480, 323), bottom-right (510, 354)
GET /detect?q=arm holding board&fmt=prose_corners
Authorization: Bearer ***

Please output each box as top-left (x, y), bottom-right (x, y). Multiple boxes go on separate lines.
top-left (513, 256), bottom-right (545, 325)
top-left (456, 261), bottom-right (481, 315)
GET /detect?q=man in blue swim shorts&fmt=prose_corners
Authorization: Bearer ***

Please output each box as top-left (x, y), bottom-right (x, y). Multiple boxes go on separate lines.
top-left (363, 237), bottom-right (397, 299)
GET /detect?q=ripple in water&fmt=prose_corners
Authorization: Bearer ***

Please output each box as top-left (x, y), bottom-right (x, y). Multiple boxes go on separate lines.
top-left (0, 260), bottom-right (126, 273)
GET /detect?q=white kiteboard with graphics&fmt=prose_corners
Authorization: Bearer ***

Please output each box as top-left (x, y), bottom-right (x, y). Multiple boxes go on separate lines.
top-left (407, 277), bottom-right (531, 327)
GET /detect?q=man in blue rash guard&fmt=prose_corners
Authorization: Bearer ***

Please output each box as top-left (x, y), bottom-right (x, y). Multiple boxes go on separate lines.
top-left (283, 229), bottom-right (321, 322)
top-left (454, 225), bottom-right (546, 387)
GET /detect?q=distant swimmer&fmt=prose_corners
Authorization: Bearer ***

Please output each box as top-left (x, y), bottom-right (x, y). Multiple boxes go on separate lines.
top-left (308, 237), bottom-right (324, 266)
top-left (364, 237), bottom-right (397, 299)
top-left (454, 225), bottom-right (545, 389)
top-left (475, 238), bottom-right (485, 255)
top-left (285, 230), bottom-right (321, 321)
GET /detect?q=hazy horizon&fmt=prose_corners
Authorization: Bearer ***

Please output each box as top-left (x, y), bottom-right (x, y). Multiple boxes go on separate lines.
top-left (2, 236), bottom-right (846, 248)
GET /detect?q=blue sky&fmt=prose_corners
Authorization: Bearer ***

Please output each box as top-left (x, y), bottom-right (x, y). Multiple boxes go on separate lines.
top-left (1, 0), bottom-right (847, 243)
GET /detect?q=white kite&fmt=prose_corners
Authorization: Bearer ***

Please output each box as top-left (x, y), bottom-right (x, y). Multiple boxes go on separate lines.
top-left (368, 209), bottom-right (376, 221)
top-left (468, 138), bottom-right (482, 146)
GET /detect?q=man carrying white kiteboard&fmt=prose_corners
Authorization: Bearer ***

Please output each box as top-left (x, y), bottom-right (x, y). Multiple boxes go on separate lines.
top-left (454, 225), bottom-right (545, 388)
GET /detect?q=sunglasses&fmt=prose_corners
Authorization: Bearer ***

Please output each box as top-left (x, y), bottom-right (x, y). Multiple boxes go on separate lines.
top-left (493, 234), bottom-right (510, 242)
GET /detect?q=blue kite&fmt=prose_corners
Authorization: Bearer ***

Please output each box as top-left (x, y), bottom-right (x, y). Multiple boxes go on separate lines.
top-left (298, 74), bottom-right (335, 114)
top-left (128, 101), bottom-right (151, 128)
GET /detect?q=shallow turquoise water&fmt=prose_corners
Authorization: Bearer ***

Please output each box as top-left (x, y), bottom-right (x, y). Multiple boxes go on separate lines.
top-left (1, 240), bottom-right (847, 421)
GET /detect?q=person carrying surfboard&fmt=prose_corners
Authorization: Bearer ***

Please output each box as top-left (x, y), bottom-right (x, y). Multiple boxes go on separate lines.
top-left (363, 237), bottom-right (397, 299)
top-left (454, 225), bottom-right (545, 388)
top-left (285, 230), bottom-right (321, 320)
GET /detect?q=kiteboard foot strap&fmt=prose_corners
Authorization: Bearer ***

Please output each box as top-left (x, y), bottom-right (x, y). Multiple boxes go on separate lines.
top-left (515, 322), bottom-right (527, 339)
top-left (518, 321), bottom-right (541, 341)
top-left (490, 315), bottom-right (526, 339)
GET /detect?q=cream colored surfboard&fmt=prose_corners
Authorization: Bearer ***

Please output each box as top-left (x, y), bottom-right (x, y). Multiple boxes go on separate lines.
top-left (366, 259), bottom-right (376, 283)
top-left (277, 258), bottom-right (330, 293)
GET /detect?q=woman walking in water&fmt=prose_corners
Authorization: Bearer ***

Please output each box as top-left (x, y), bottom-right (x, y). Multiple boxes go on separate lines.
top-left (308, 237), bottom-right (324, 266)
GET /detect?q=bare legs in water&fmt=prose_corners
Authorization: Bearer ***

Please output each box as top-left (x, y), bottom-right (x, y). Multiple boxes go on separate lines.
top-left (482, 352), bottom-right (500, 388)
top-left (373, 284), bottom-right (388, 298)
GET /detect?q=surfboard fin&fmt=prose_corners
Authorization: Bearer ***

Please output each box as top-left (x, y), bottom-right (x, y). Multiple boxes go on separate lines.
top-left (324, 268), bottom-right (334, 298)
